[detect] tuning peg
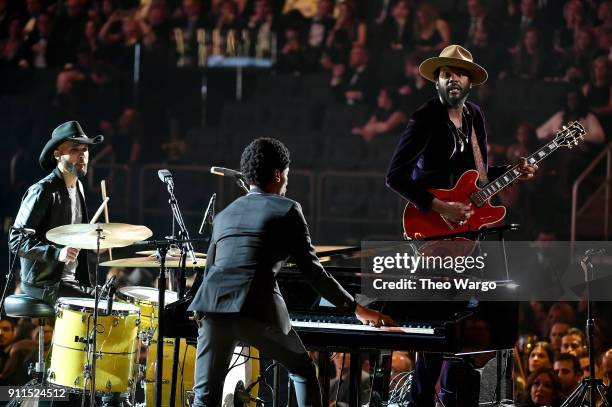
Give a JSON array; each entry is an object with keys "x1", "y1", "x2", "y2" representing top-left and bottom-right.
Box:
[
  {"x1": 568, "y1": 145, "x2": 573, "y2": 149},
  {"x1": 574, "y1": 140, "x2": 579, "y2": 145}
]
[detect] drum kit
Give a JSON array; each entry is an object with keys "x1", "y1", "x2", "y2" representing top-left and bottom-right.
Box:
[
  {"x1": 38, "y1": 222, "x2": 259, "y2": 407},
  {"x1": 11, "y1": 171, "x2": 351, "y2": 407}
]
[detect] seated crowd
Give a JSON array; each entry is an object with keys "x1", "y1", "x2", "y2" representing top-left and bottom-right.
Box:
[{"x1": 1, "y1": 1, "x2": 612, "y2": 404}]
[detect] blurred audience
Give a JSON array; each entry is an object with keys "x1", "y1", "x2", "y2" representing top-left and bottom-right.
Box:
[
  {"x1": 528, "y1": 341, "x2": 554, "y2": 375},
  {"x1": 525, "y1": 368, "x2": 562, "y2": 406},
  {"x1": 351, "y1": 87, "x2": 407, "y2": 142},
  {"x1": 329, "y1": 353, "x2": 371, "y2": 407},
  {"x1": 324, "y1": 0, "x2": 366, "y2": 65},
  {"x1": 553, "y1": 352, "x2": 582, "y2": 398},
  {"x1": 550, "y1": 322, "x2": 571, "y2": 356},
  {"x1": 561, "y1": 327, "x2": 587, "y2": 358},
  {"x1": 331, "y1": 44, "x2": 377, "y2": 106},
  {"x1": 412, "y1": 3, "x2": 450, "y2": 58},
  {"x1": 507, "y1": 27, "x2": 548, "y2": 80},
  {"x1": 379, "y1": 0, "x2": 412, "y2": 52}
]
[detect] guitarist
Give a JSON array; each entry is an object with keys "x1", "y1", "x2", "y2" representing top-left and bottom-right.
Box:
[
  {"x1": 386, "y1": 44, "x2": 537, "y2": 227},
  {"x1": 385, "y1": 45, "x2": 538, "y2": 406}
]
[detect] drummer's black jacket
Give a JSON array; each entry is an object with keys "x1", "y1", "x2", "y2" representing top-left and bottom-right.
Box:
[
  {"x1": 188, "y1": 187, "x2": 356, "y2": 334},
  {"x1": 9, "y1": 168, "x2": 91, "y2": 290}
]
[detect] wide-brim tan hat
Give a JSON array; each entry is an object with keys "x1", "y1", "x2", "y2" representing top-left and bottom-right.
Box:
[{"x1": 419, "y1": 45, "x2": 488, "y2": 85}]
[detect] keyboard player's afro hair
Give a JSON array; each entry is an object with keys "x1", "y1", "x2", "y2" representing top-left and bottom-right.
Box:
[{"x1": 240, "y1": 137, "x2": 290, "y2": 187}]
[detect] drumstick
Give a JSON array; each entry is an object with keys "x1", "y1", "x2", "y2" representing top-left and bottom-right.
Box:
[
  {"x1": 90, "y1": 197, "x2": 110, "y2": 225},
  {"x1": 101, "y1": 180, "x2": 113, "y2": 260}
]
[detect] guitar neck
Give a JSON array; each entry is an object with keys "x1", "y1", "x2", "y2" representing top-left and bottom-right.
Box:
[{"x1": 470, "y1": 139, "x2": 559, "y2": 206}]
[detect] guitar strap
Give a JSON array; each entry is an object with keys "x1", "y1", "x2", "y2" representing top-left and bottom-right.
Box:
[{"x1": 470, "y1": 123, "x2": 489, "y2": 184}]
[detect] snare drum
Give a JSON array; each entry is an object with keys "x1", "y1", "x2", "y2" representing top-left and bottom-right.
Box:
[{"x1": 48, "y1": 297, "x2": 140, "y2": 395}]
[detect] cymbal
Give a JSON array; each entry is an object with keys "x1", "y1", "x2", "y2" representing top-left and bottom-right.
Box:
[
  {"x1": 47, "y1": 223, "x2": 153, "y2": 250},
  {"x1": 135, "y1": 249, "x2": 207, "y2": 258},
  {"x1": 100, "y1": 256, "x2": 206, "y2": 268}
]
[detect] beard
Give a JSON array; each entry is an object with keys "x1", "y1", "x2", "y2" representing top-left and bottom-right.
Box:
[
  {"x1": 61, "y1": 157, "x2": 87, "y2": 178},
  {"x1": 438, "y1": 84, "x2": 470, "y2": 107}
]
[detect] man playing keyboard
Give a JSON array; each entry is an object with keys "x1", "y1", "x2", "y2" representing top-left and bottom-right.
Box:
[{"x1": 188, "y1": 137, "x2": 394, "y2": 406}]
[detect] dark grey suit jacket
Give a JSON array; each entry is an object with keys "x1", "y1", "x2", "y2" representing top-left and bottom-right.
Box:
[{"x1": 188, "y1": 188, "x2": 356, "y2": 334}]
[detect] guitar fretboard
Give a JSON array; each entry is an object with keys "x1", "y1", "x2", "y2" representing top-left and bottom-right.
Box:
[{"x1": 470, "y1": 140, "x2": 559, "y2": 206}]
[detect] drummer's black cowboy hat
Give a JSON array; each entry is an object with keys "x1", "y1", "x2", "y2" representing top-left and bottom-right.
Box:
[{"x1": 39, "y1": 121, "x2": 104, "y2": 170}]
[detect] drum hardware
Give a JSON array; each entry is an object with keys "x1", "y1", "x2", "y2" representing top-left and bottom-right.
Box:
[
  {"x1": 87, "y1": 225, "x2": 101, "y2": 407},
  {"x1": 100, "y1": 256, "x2": 206, "y2": 268},
  {"x1": 157, "y1": 168, "x2": 205, "y2": 407},
  {"x1": 136, "y1": 249, "x2": 207, "y2": 257},
  {"x1": 46, "y1": 222, "x2": 151, "y2": 407},
  {"x1": 48, "y1": 297, "x2": 140, "y2": 400},
  {"x1": 116, "y1": 285, "x2": 196, "y2": 407}
]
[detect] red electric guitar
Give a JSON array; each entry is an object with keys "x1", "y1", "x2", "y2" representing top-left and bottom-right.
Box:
[{"x1": 403, "y1": 121, "x2": 586, "y2": 240}]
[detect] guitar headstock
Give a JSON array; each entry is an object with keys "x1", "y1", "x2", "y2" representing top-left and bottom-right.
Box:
[{"x1": 554, "y1": 121, "x2": 586, "y2": 148}]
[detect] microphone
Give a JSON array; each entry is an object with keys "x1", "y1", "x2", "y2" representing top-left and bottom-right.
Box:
[
  {"x1": 158, "y1": 169, "x2": 174, "y2": 187},
  {"x1": 210, "y1": 167, "x2": 244, "y2": 179},
  {"x1": 198, "y1": 193, "x2": 216, "y2": 235},
  {"x1": 106, "y1": 276, "x2": 117, "y2": 315},
  {"x1": 211, "y1": 167, "x2": 250, "y2": 193},
  {"x1": 102, "y1": 275, "x2": 116, "y2": 294},
  {"x1": 130, "y1": 239, "x2": 157, "y2": 248},
  {"x1": 11, "y1": 226, "x2": 36, "y2": 235}
]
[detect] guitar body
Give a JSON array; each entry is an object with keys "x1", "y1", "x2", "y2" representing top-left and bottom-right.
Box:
[{"x1": 403, "y1": 170, "x2": 507, "y2": 240}]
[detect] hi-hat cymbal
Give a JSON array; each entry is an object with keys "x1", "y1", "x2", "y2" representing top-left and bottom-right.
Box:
[
  {"x1": 135, "y1": 249, "x2": 207, "y2": 258},
  {"x1": 47, "y1": 223, "x2": 153, "y2": 250},
  {"x1": 100, "y1": 256, "x2": 206, "y2": 268}
]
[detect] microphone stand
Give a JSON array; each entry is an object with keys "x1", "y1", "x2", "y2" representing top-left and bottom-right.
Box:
[
  {"x1": 235, "y1": 176, "x2": 249, "y2": 194},
  {"x1": 159, "y1": 176, "x2": 197, "y2": 407},
  {"x1": 168, "y1": 244, "x2": 188, "y2": 407},
  {"x1": 154, "y1": 242, "x2": 169, "y2": 407},
  {"x1": 88, "y1": 226, "x2": 104, "y2": 407},
  {"x1": 561, "y1": 250, "x2": 610, "y2": 407}
]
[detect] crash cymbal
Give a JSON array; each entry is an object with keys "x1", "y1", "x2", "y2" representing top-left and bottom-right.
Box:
[
  {"x1": 100, "y1": 256, "x2": 206, "y2": 268},
  {"x1": 47, "y1": 223, "x2": 153, "y2": 250},
  {"x1": 135, "y1": 249, "x2": 207, "y2": 258}
]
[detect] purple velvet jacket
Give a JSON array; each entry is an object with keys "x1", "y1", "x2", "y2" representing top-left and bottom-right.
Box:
[{"x1": 385, "y1": 97, "x2": 508, "y2": 212}]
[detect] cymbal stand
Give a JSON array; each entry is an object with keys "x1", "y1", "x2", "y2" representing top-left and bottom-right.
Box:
[{"x1": 83, "y1": 225, "x2": 104, "y2": 407}]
